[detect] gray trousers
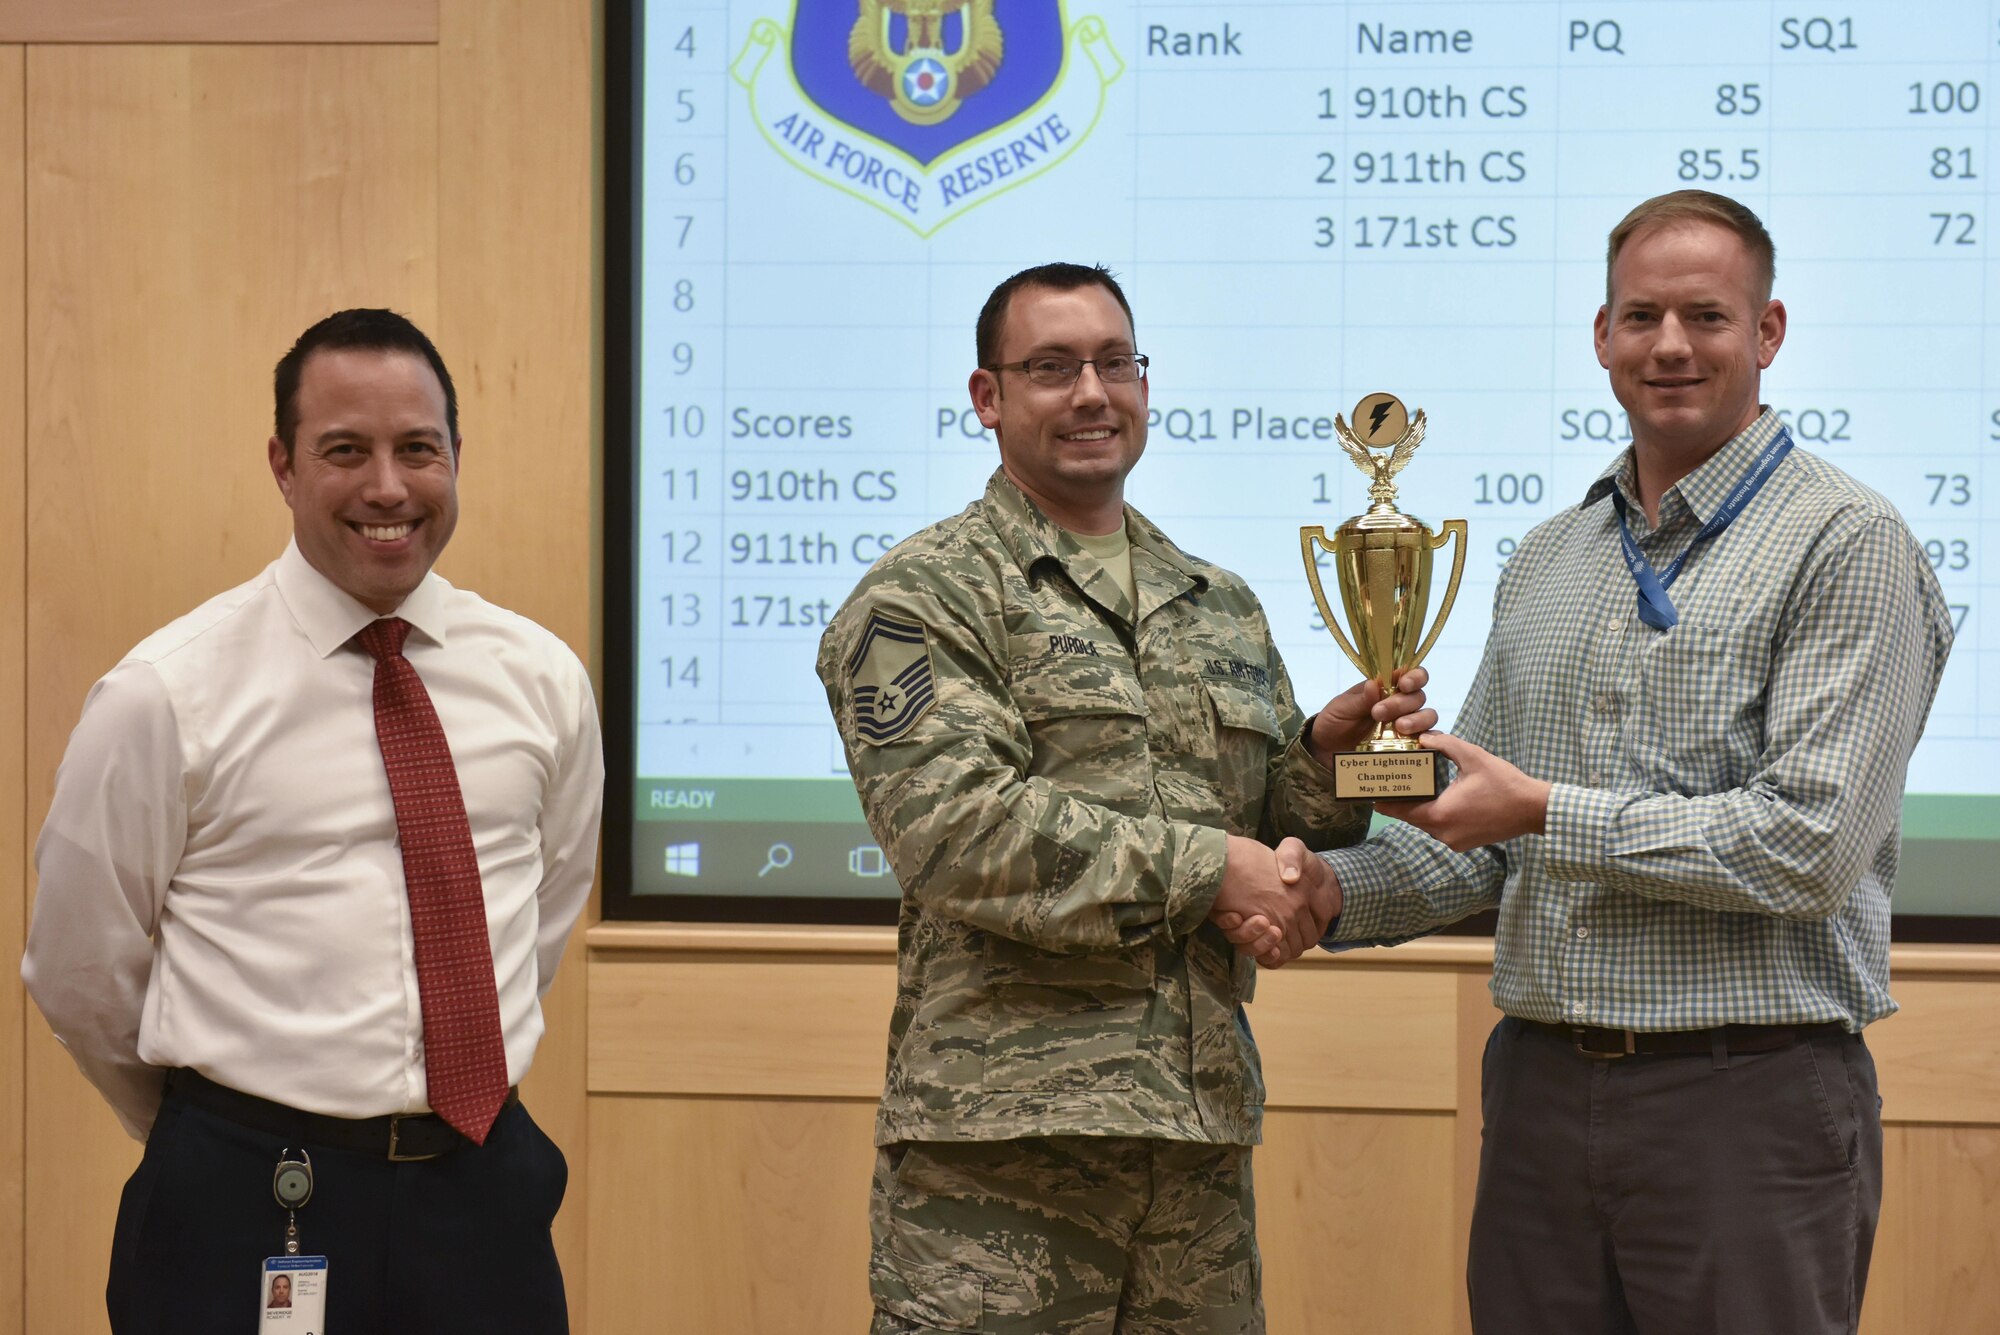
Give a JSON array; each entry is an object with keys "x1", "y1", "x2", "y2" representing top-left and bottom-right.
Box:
[{"x1": 1468, "y1": 1017, "x2": 1881, "y2": 1335}]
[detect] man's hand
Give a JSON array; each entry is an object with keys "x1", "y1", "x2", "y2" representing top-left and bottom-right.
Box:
[
  {"x1": 1210, "y1": 836, "x2": 1340, "y2": 968},
  {"x1": 1375, "y1": 731, "x2": 1551, "y2": 852},
  {"x1": 1310, "y1": 667, "x2": 1435, "y2": 765}
]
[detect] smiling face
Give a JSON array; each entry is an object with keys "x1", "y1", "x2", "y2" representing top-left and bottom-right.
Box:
[
  {"x1": 968, "y1": 282, "x2": 1148, "y2": 534},
  {"x1": 1595, "y1": 219, "x2": 1786, "y2": 470},
  {"x1": 268, "y1": 347, "x2": 460, "y2": 613}
]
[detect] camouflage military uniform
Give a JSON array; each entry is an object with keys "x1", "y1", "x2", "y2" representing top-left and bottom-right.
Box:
[{"x1": 819, "y1": 470, "x2": 1367, "y2": 1332}]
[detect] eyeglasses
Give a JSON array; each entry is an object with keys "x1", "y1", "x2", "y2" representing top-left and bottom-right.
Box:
[{"x1": 983, "y1": 353, "x2": 1149, "y2": 388}]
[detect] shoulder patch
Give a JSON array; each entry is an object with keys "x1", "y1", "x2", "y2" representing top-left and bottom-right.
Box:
[{"x1": 846, "y1": 609, "x2": 937, "y2": 745}]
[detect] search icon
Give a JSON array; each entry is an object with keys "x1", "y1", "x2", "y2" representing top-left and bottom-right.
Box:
[{"x1": 757, "y1": 843, "x2": 794, "y2": 878}]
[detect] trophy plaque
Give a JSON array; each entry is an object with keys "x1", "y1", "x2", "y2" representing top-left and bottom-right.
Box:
[{"x1": 1301, "y1": 393, "x2": 1467, "y2": 801}]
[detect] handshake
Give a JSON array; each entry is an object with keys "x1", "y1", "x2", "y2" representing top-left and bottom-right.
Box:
[
  {"x1": 1204, "y1": 665, "x2": 1437, "y2": 968},
  {"x1": 1209, "y1": 835, "x2": 1339, "y2": 969}
]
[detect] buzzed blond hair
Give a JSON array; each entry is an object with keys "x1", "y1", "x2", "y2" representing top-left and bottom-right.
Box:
[{"x1": 1606, "y1": 190, "x2": 1775, "y2": 305}]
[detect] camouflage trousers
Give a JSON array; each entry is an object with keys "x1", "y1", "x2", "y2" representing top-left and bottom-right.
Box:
[{"x1": 867, "y1": 1135, "x2": 1263, "y2": 1335}]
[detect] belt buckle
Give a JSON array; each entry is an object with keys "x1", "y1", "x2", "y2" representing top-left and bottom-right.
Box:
[
  {"x1": 1572, "y1": 1026, "x2": 1636, "y2": 1059},
  {"x1": 386, "y1": 1114, "x2": 441, "y2": 1162}
]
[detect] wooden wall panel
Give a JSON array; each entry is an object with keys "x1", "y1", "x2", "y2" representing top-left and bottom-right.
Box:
[
  {"x1": 588, "y1": 1095, "x2": 878, "y2": 1334},
  {"x1": 1253, "y1": 966, "x2": 1457, "y2": 1111},
  {"x1": 0, "y1": 0, "x2": 436, "y2": 44},
  {"x1": 1863, "y1": 1124, "x2": 2000, "y2": 1334},
  {"x1": 1451, "y1": 972, "x2": 1505, "y2": 1335},
  {"x1": 592, "y1": 955, "x2": 897, "y2": 1097},
  {"x1": 1259, "y1": 1111, "x2": 1457, "y2": 1334},
  {"x1": 436, "y1": 1, "x2": 599, "y2": 1316},
  {"x1": 436, "y1": 0, "x2": 597, "y2": 646},
  {"x1": 586, "y1": 936, "x2": 2000, "y2": 1334},
  {"x1": 591, "y1": 951, "x2": 1466, "y2": 1110},
  {"x1": 0, "y1": 46, "x2": 23, "y2": 1335},
  {"x1": 23, "y1": 43, "x2": 437, "y2": 1334},
  {"x1": 1865, "y1": 977, "x2": 2000, "y2": 1125}
]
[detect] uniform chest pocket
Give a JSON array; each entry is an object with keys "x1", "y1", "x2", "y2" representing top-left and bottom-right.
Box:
[
  {"x1": 1634, "y1": 620, "x2": 1765, "y2": 793},
  {"x1": 1009, "y1": 650, "x2": 1152, "y2": 809},
  {"x1": 1202, "y1": 678, "x2": 1284, "y2": 826}
]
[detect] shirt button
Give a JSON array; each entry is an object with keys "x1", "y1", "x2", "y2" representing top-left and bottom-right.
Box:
[
  {"x1": 1571, "y1": 1001, "x2": 1587, "y2": 1015},
  {"x1": 1589, "y1": 770, "x2": 1605, "y2": 786},
  {"x1": 1593, "y1": 693, "x2": 1617, "y2": 716},
  {"x1": 1576, "y1": 927, "x2": 1590, "y2": 939}
]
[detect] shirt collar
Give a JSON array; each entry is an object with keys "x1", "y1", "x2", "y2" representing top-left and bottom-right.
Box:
[
  {"x1": 1582, "y1": 406, "x2": 1786, "y2": 526},
  {"x1": 982, "y1": 468, "x2": 1208, "y2": 597},
  {"x1": 274, "y1": 538, "x2": 452, "y2": 659}
]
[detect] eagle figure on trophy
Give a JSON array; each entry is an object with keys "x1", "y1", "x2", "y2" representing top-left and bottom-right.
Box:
[{"x1": 1333, "y1": 401, "x2": 1428, "y2": 509}]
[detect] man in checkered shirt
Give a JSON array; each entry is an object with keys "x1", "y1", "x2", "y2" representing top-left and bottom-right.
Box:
[{"x1": 1230, "y1": 191, "x2": 1953, "y2": 1333}]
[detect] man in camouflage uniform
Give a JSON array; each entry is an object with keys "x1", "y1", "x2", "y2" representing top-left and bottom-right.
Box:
[{"x1": 817, "y1": 263, "x2": 1434, "y2": 1333}]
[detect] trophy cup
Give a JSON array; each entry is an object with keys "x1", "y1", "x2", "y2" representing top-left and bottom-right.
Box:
[{"x1": 1300, "y1": 393, "x2": 1467, "y2": 800}]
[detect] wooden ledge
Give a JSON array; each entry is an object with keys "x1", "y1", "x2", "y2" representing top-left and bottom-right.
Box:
[
  {"x1": 589, "y1": 923, "x2": 895, "y2": 956},
  {"x1": 586, "y1": 922, "x2": 1492, "y2": 967},
  {"x1": 586, "y1": 923, "x2": 2000, "y2": 976}
]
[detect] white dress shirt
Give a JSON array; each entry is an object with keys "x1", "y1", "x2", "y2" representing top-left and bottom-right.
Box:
[{"x1": 24, "y1": 541, "x2": 604, "y2": 1139}]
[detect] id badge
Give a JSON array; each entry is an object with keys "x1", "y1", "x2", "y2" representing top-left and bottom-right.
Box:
[{"x1": 258, "y1": 1255, "x2": 328, "y2": 1331}]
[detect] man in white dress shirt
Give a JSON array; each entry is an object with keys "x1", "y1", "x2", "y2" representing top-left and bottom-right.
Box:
[{"x1": 23, "y1": 309, "x2": 603, "y2": 1334}]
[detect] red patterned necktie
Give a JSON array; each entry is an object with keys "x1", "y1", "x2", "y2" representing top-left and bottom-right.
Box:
[{"x1": 358, "y1": 617, "x2": 509, "y2": 1145}]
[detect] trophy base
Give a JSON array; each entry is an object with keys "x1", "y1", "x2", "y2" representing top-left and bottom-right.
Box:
[{"x1": 1333, "y1": 748, "x2": 1443, "y2": 801}]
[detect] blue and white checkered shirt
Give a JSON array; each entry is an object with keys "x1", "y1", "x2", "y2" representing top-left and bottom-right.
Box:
[{"x1": 1324, "y1": 409, "x2": 1953, "y2": 1031}]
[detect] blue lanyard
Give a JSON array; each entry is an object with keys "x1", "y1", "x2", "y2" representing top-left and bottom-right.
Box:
[{"x1": 1608, "y1": 427, "x2": 1793, "y2": 631}]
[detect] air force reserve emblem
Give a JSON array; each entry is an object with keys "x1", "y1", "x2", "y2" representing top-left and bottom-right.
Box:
[
  {"x1": 848, "y1": 0, "x2": 1004, "y2": 126},
  {"x1": 732, "y1": 3, "x2": 1121, "y2": 236},
  {"x1": 846, "y1": 608, "x2": 938, "y2": 744}
]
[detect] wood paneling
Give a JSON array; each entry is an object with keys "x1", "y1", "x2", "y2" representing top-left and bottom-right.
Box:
[
  {"x1": 586, "y1": 935, "x2": 2000, "y2": 1334},
  {"x1": 1253, "y1": 965, "x2": 1458, "y2": 1111},
  {"x1": 1451, "y1": 972, "x2": 1504, "y2": 1335},
  {"x1": 23, "y1": 43, "x2": 437, "y2": 1335},
  {"x1": 436, "y1": 0, "x2": 596, "y2": 646},
  {"x1": 585, "y1": 1096, "x2": 1463, "y2": 1335},
  {"x1": 591, "y1": 955, "x2": 898, "y2": 1097},
  {"x1": 0, "y1": 46, "x2": 23, "y2": 1335},
  {"x1": 591, "y1": 949, "x2": 1463, "y2": 1111},
  {"x1": 0, "y1": 0, "x2": 435, "y2": 44},
  {"x1": 1864, "y1": 1124, "x2": 2000, "y2": 1334},
  {"x1": 588, "y1": 1095, "x2": 878, "y2": 1334},
  {"x1": 1259, "y1": 1110, "x2": 1458, "y2": 1334},
  {"x1": 436, "y1": 0, "x2": 598, "y2": 1317},
  {"x1": 1865, "y1": 977, "x2": 2000, "y2": 1125}
]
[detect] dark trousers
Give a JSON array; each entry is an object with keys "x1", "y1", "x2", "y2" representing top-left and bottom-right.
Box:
[
  {"x1": 108, "y1": 1086, "x2": 569, "y2": 1334},
  {"x1": 1467, "y1": 1017, "x2": 1881, "y2": 1335}
]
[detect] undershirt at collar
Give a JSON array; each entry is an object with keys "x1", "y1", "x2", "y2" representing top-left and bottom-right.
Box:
[{"x1": 1072, "y1": 523, "x2": 1137, "y2": 612}]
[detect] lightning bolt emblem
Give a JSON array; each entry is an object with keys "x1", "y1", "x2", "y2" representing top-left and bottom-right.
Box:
[{"x1": 1368, "y1": 399, "x2": 1394, "y2": 438}]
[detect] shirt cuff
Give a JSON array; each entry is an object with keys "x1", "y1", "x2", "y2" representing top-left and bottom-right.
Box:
[
  {"x1": 1166, "y1": 823, "x2": 1231, "y2": 937},
  {"x1": 1315, "y1": 844, "x2": 1400, "y2": 943},
  {"x1": 1542, "y1": 782, "x2": 1619, "y2": 883}
]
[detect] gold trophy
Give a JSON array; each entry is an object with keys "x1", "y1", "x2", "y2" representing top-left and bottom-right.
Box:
[{"x1": 1301, "y1": 393, "x2": 1467, "y2": 800}]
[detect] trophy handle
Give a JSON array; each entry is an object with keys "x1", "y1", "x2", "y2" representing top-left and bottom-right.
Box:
[
  {"x1": 1409, "y1": 519, "x2": 1468, "y2": 667},
  {"x1": 1300, "y1": 526, "x2": 1371, "y2": 680}
]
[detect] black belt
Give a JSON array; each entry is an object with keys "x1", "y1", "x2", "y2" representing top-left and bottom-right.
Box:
[
  {"x1": 1523, "y1": 1020, "x2": 1845, "y2": 1060},
  {"x1": 165, "y1": 1068, "x2": 516, "y2": 1161}
]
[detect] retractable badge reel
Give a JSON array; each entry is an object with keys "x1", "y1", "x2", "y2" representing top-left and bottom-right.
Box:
[
  {"x1": 273, "y1": 1148, "x2": 313, "y2": 1243},
  {"x1": 261, "y1": 1149, "x2": 329, "y2": 1327}
]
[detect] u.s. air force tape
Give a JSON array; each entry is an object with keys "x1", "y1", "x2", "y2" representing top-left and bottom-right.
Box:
[{"x1": 846, "y1": 608, "x2": 937, "y2": 745}]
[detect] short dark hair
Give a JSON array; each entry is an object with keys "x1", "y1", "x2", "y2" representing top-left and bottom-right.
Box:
[
  {"x1": 273, "y1": 308, "x2": 459, "y2": 458},
  {"x1": 975, "y1": 263, "x2": 1135, "y2": 368},
  {"x1": 1607, "y1": 190, "x2": 1775, "y2": 305}
]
